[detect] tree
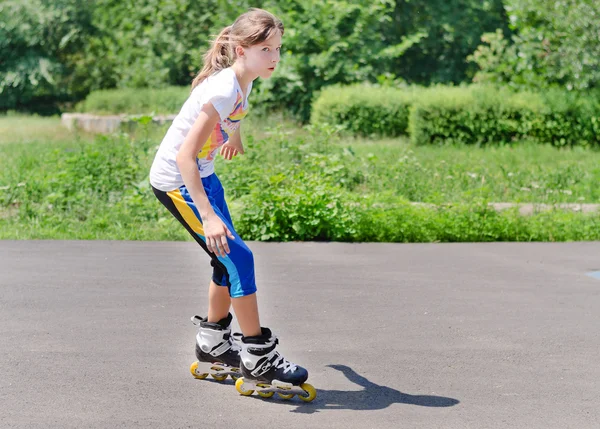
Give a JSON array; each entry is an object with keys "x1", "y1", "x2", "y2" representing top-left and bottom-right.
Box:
[
  {"x1": 0, "y1": 0, "x2": 94, "y2": 112},
  {"x1": 469, "y1": 0, "x2": 600, "y2": 90},
  {"x1": 386, "y1": 0, "x2": 510, "y2": 84}
]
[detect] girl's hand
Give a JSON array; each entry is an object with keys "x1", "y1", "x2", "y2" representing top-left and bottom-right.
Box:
[
  {"x1": 220, "y1": 142, "x2": 243, "y2": 160},
  {"x1": 203, "y1": 214, "x2": 235, "y2": 257}
]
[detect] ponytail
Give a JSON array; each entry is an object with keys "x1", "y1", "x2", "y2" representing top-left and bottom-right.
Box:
[{"x1": 191, "y1": 26, "x2": 235, "y2": 90}]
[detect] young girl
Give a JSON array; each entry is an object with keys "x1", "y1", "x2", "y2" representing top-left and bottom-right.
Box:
[{"x1": 149, "y1": 8, "x2": 316, "y2": 401}]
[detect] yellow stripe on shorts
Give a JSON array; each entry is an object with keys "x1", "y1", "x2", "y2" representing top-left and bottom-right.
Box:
[{"x1": 167, "y1": 189, "x2": 205, "y2": 237}]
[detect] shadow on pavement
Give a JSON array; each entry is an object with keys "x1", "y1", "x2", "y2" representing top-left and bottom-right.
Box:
[{"x1": 241, "y1": 363, "x2": 460, "y2": 413}]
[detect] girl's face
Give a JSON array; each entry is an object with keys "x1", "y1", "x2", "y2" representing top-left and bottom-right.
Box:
[{"x1": 238, "y1": 30, "x2": 282, "y2": 79}]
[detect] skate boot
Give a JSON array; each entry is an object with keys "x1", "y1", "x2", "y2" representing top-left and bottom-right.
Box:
[
  {"x1": 235, "y1": 328, "x2": 317, "y2": 402},
  {"x1": 189, "y1": 313, "x2": 242, "y2": 381}
]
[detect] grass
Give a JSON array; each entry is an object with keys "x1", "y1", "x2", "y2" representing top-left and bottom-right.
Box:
[
  {"x1": 1, "y1": 114, "x2": 599, "y2": 242},
  {"x1": 341, "y1": 136, "x2": 600, "y2": 204},
  {"x1": 221, "y1": 120, "x2": 600, "y2": 204}
]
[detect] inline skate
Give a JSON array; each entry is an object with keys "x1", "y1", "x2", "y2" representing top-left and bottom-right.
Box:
[
  {"x1": 234, "y1": 327, "x2": 317, "y2": 402},
  {"x1": 189, "y1": 313, "x2": 241, "y2": 381}
]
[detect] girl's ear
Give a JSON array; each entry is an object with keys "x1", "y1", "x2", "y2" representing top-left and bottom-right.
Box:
[{"x1": 235, "y1": 45, "x2": 245, "y2": 58}]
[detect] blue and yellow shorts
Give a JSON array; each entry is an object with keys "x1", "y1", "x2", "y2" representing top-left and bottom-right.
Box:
[{"x1": 152, "y1": 173, "x2": 257, "y2": 298}]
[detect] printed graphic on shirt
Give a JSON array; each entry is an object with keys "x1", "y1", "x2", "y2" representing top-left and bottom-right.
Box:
[{"x1": 197, "y1": 91, "x2": 248, "y2": 162}]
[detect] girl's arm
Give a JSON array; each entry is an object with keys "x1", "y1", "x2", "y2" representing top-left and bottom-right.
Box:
[
  {"x1": 228, "y1": 124, "x2": 245, "y2": 153},
  {"x1": 176, "y1": 102, "x2": 234, "y2": 256},
  {"x1": 220, "y1": 124, "x2": 244, "y2": 160}
]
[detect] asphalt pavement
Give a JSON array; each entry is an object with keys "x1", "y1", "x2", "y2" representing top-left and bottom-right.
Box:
[{"x1": 1, "y1": 240, "x2": 599, "y2": 428}]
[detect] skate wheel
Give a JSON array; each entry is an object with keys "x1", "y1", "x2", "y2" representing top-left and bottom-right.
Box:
[
  {"x1": 257, "y1": 391, "x2": 275, "y2": 398},
  {"x1": 298, "y1": 383, "x2": 317, "y2": 402},
  {"x1": 190, "y1": 362, "x2": 208, "y2": 379},
  {"x1": 235, "y1": 377, "x2": 254, "y2": 396},
  {"x1": 211, "y1": 373, "x2": 228, "y2": 381},
  {"x1": 277, "y1": 392, "x2": 295, "y2": 400},
  {"x1": 230, "y1": 368, "x2": 241, "y2": 381}
]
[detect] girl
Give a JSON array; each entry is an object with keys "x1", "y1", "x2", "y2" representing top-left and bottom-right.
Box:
[{"x1": 149, "y1": 8, "x2": 315, "y2": 401}]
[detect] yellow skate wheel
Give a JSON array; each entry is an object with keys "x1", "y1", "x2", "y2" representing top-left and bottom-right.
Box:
[
  {"x1": 235, "y1": 377, "x2": 254, "y2": 396},
  {"x1": 211, "y1": 373, "x2": 228, "y2": 381},
  {"x1": 256, "y1": 384, "x2": 274, "y2": 398},
  {"x1": 230, "y1": 368, "x2": 241, "y2": 381},
  {"x1": 277, "y1": 392, "x2": 295, "y2": 400},
  {"x1": 190, "y1": 362, "x2": 208, "y2": 379},
  {"x1": 298, "y1": 383, "x2": 317, "y2": 402}
]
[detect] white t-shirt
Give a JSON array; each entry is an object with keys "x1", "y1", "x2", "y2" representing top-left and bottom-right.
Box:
[{"x1": 150, "y1": 67, "x2": 252, "y2": 191}]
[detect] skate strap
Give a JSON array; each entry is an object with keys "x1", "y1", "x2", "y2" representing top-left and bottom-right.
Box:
[
  {"x1": 250, "y1": 353, "x2": 279, "y2": 378},
  {"x1": 191, "y1": 315, "x2": 204, "y2": 326},
  {"x1": 211, "y1": 340, "x2": 234, "y2": 357},
  {"x1": 246, "y1": 341, "x2": 278, "y2": 356}
]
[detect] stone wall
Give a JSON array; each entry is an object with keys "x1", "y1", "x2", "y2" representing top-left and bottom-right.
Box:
[{"x1": 61, "y1": 113, "x2": 176, "y2": 134}]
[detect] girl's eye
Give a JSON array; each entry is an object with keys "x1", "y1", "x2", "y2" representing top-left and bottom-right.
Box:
[{"x1": 262, "y1": 47, "x2": 270, "y2": 52}]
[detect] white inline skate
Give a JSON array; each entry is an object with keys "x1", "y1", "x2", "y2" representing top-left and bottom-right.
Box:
[
  {"x1": 235, "y1": 327, "x2": 317, "y2": 402},
  {"x1": 189, "y1": 313, "x2": 242, "y2": 382}
]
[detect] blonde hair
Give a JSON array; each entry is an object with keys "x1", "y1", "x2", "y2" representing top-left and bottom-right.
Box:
[{"x1": 191, "y1": 8, "x2": 284, "y2": 90}]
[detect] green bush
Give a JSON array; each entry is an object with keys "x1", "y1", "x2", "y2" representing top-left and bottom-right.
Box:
[
  {"x1": 234, "y1": 167, "x2": 357, "y2": 241},
  {"x1": 528, "y1": 89, "x2": 600, "y2": 147},
  {"x1": 218, "y1": 122, "x2": 361, "y2": 241},
  {"x1": 76, "y1": 86, "x2": 189, "y2": 115},
  {"x1": 310, "y1": 84, "x2": 422, "y2": 137},
  {"x1": 409, "y1": 86, "x2": 600, "y2": 147}
]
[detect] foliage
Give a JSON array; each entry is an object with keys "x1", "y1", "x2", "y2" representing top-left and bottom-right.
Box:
[
  {"x1": 1, "y1": 0, "x2": 512, "y2": 119},
  {"x1": 310, "y1": 84, "x2": 422, "y2": 137},
  {"x1": 468, "y1": 0, "x2": 600, "y2": 91},
  {"x1": 386, "y1": 0, "x2": 510, "y2": 84},
  {"x1": 352, "y1": 197, "x2": 600, "y2": 243},
  {"x1": 81, "y1": 0, "x2": 225, "y2": 90},
  {"x1": 409, "y1": 85, "x2": 600, "y2": 147},
  {"x1": 0, "y1": 0, "x2": 94, "y2": 113},
  {"x1": 251, "y1": 0, "x2": 509, "y2": 121},
  {"x1": 250, "y1": 0, "x2": 399, "y2": 121},
  {"x1": 2, "y1": 116, "x2": 600, "y2": 241}
]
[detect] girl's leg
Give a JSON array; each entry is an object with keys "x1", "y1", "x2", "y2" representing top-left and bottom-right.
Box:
[
  {"x1": 152, "y1": 185, "x2": 234, "y2": 322},
  {"x1": 202, "y1": 175, "x2": 261, "y2": 337},
  {"x1": 231, "y1": 293, "x2": 261, "y2": 337},
  {"x1": 153, "y1": 179, "x2": 261, "y2": 336},
  {"x1": 207, "y1": 280, "x2": 231, "y2": 322}
]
